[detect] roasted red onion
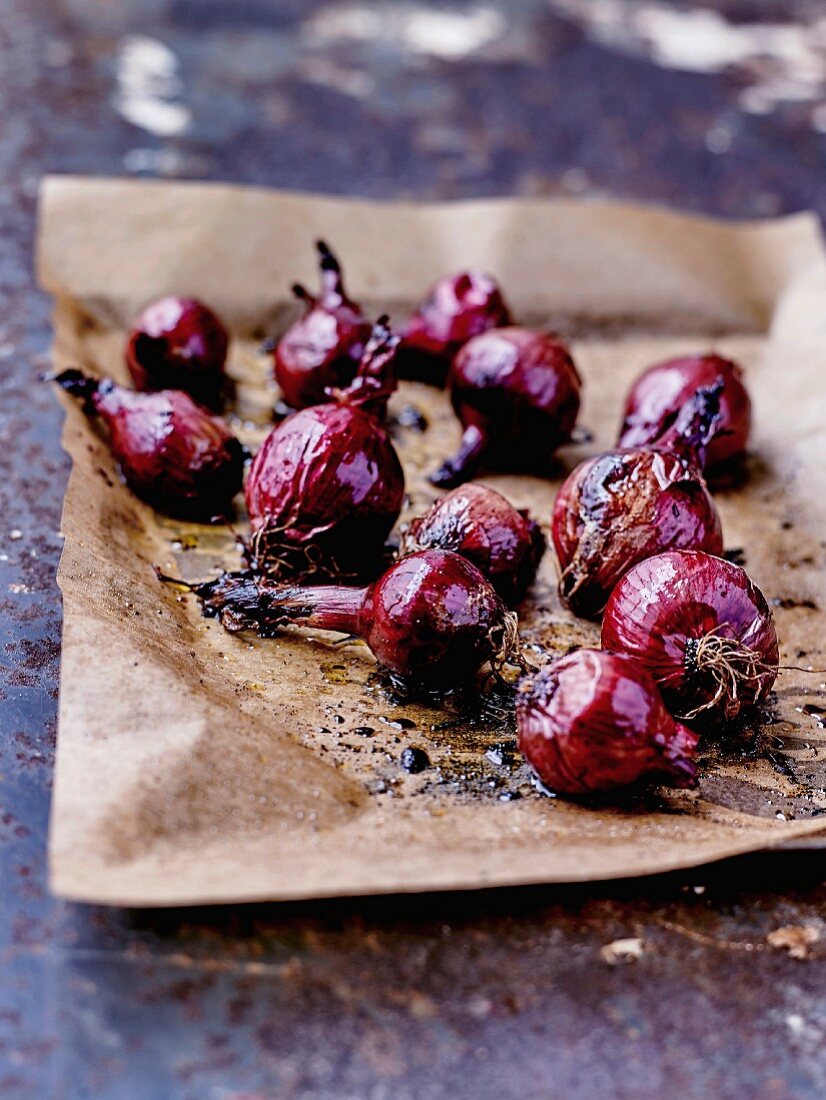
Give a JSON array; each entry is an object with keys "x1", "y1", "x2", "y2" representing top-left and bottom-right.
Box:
[
  {"x1": 618, "y1": 354, "x2": 751, "y2": 471},
  {"x1": 54, "y1": 370, "x2": 246, "y2": 520},
  {"x1": 274, "y1": 240, "x2": 371, "y2": 410},
  {"x1": 190, "y1": 549, "x2": 520, "y2": 688},
  {"x1": 398, "y1": 271, "x2": 512, "y2": 385},
  {"x1": 602, "y1": 550, "x2": 779, "y2": 721},
  {"x1": 246, "y1": 318, "x2": 405, "y2": 580},
  {"x1": 126, "y1": 296, "x2": 229, "y2": 411},
  {"x1": 517, "y1": 649, "x2": 698, "y2": 794},
  {"x1": 400, "y1": 484, "x2": 545, "y2": 605},
  {"x1": 552, "y1": 384, "x2": 724, "y2": 618},
  {"x1": 431, "y1": 328, "x2": 581, "y2": 488}
]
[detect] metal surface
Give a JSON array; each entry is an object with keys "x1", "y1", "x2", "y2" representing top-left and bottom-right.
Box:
[{"x1": 1, "y1": 1, "x2": 824, "y2": 1096}]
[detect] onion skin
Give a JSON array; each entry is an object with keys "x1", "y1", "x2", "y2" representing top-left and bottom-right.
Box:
[
  {"x1": 126, "y1": 296, "x2": 229, "y2": 411},
  {"x1": 274, "y1": 241, "x2": 371, "y2": 410},
  {"x1": 553, "y1": 385, "x2": 724, "y2": 618},
  {"x1": 191, "y1": 549, "x2": 519, "y2": 688},
  {"x1": 247, "y1": 319, "x2": 405, "y2": 581},
  {"x1": 431, "y1": 328, "x2": 582, "y2": 488},
  {"x1": 400, "y1": 484, "x2": 545, "y2": 605},
  {"x1": 618, "y1": 354, "x2": 751, "y2": 471},
  {"x1": 55, "y1": 370, "x2": 246, "y2": 521},
  {"x1": 398, "y1": 271, "x2": 512, "y2": 386},
  {"x1": 601, "y1": 550, "x2": 779, "y2": 722},
  {"x1": 517, "y1": 650, "x2": 699, "y2": 794}
]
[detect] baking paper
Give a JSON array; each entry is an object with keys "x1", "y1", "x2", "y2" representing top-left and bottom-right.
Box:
[{"x1": 37, "y1": 177, "x2": 826, "y2": 905}]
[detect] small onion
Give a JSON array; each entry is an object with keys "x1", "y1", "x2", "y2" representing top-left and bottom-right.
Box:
[
  {"x1": 601, "y1": 550, "x2": 779, "y2": 721},
  {"x1": 246, "y1": 318, "x2": 405, "y2": 581},
  {"x1": 191, "y1": 549, "x2": 521, "y2": 688},
  {"x1": 618, "y1": 353, "x2": 751, "y2": 472},
  {"x1": 517, "y1": 649, "x2": 699, "y2": 794},
  {"x1": 54, "y1": 370, "x2": 246, "y2": 521},
  {"x1": 126, "y1": 296, "x2": 229, "y2": 411},
  {"x1": 400, "y1": 483, "x2": 545, "y2": 605},
  {"x1": 274, "y1": 240, "x2": 371, "y2": 410},
  {"x1": 398, "y1": 271, "x2": 512, "y2": 385},
  {"x1": 552, "y1": 383, "x2": 724, "y2": 618},
  {"x1": 431, "y1": 327, "x2": 582, "y2": 488}
]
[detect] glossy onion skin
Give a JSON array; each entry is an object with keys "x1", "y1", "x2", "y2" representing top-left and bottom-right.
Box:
[
  {"x1": 618, "y1": 354, "x2": 751, "y2": 471},
  {"x1": 398, "y1": 272, "x2": 512, "y2": 385},
  {"x1": 432, "y1": 328, "x2": 581, "y2": 488},
  {"x1": 246, "y1": 402, "x2": 404, "y2": 580},
  {"x1": 126, "y1": 296, "x2": 229, "y2": 411},
  {"x1": 517, "y1": 649, "x2": 699, "y2": 794},
  {"x1": 274, "y1": 242, "x2": 371, "y2": 409},
  {"x1": 601, "y1": 550, "x2": 779, "y2": 721},
  {"x1": 552, "y1": 449, "x2": 723, "y2": 619},
  {"x1": 58, "y1": 372, "x2": 245, "y2": 520},
  {"x1": 358, "y1": 550, "x2": 513, "y2": 684},
  {"x1": 401, "y1": 484, "x2": 545, "y2": 605},
  {"x1": 192, "y1": 549, "x2": 515, "y2": 688}
]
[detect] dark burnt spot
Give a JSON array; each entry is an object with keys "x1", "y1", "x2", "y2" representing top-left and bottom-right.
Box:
[
  {"x1": 400, "y1": 746, "x2": 430, "y2": 773},
  {"x1": 771, "y1": 596, "x2": 818, "y2": 610}
]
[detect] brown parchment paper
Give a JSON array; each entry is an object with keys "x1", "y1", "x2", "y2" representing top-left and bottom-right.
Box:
[{"x1": 37, "y1": 176, "x2": 826, "y2": 907}]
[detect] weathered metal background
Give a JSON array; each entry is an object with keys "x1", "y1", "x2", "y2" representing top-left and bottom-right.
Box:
[{"x1": 1, "y1": 1, "x2": 824, "y2": 1096}]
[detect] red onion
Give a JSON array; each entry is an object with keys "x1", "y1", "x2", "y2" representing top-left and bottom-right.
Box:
[
  {"x1": 431, "y1": 328, "x2": 582, "y2": 488},
  {"x1": 126, "y1": 296, "x2": 229, "y2": 411},
  {"x1": 246, "y1": 318, "x2": 405, "y2": 581},
  {"x1": 400, "y1": 484, "x2": 545, "y2": 605},
  {"x1": 274, "y1": 240, "x2": 372, "y2": 410},
  {"x1": 517, "y1": 649, "x2": 698, "y2": 794},
  {"x1": 618, "y1": 354, "x2": 751, "y2": 471},
  {"x1": 601, "y1": 550, "x2": 779, "y2": 721},
  {"x1": 552, "y1": 383, "x2": 724, "y2": 618},
  {"x1": 191, "y1": 549, "x2": 521, "y2": 688},
  {"x1": 54, "y1": 370, "x2": 246, "y2": 521},
  {"x1": 398, "y1": 271, "x2": 512, "y2": 385}
]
